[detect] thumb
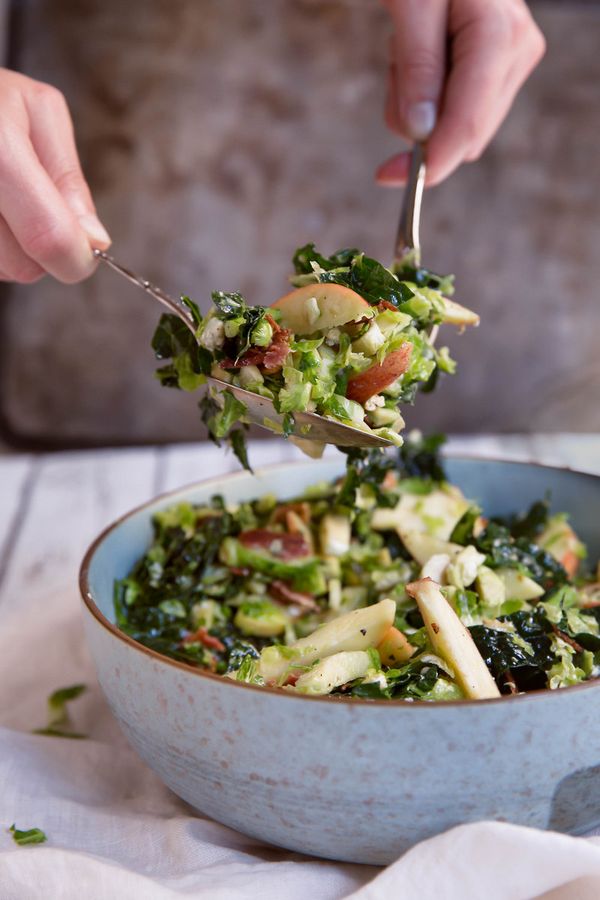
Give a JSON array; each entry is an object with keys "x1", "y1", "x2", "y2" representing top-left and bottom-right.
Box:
[
  {"x1": 53, "y1": 169, "x2": 112, "y2": 250},
  {"x1": 389, "y1": 0, "x2": 448, "y2": 140}
]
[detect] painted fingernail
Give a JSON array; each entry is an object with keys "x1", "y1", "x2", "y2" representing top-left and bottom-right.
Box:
[
  {"x1": 78, "y1": 214, "x2": 111, "y2": 248},
  {"x1": 406, "y1": 101, "x2": 436, "y2": 140}
]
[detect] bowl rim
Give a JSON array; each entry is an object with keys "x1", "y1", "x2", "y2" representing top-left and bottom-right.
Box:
[{"x1": 79, "y1": 452, "x2": 600, "y2": 709}]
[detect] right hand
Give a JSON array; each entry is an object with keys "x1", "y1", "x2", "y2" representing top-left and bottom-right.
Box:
[
  {"x1": 0, "y1": 69, "x2": 110, "y2": 284},
  {"x1": 378, "y1": 0, "x2": 546, "y2": 187}
]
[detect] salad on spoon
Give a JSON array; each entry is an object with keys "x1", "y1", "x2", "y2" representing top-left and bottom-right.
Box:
[
  {"x1": 153, "y1": 243, "x2": 476, "y2": 464},
  {"x1": 95, "y1": 145, "x2": 478, "y2": 466}
]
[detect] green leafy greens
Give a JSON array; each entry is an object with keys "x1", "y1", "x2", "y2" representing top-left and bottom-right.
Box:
[
  {"x1": 9, "y1": 825, "x2": 47, "y2": 846},
  {"x1": 33, "y1": 684, "x2": 87, "y2": 739}
]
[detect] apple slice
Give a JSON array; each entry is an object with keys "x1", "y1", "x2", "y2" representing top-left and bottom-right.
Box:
[
  {"x1": 346, "y1": 343, "x2": 412, "y2": 405},
  {"x1": 258, "y1": 598, "x2": 395, "y2": 683},
  {"x1": 406, "y1": 578, "x2": 500, "y2": 700},
  {"x1": 272, "y1": 283, "x2": 370, "y2": 335},
  {"x1": 440, "y1": 297, "x2": 480, "y2": 327},
  {"x1": 377, "y1": 626, "x2": 416, "y2": 667}
]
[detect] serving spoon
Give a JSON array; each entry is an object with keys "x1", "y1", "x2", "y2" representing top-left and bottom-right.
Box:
[
  {"x1": 94, "y1": 144, "x2": 427, "y2": 449},
  {"x1": 395, "y1": 141, "x2": 426, "y2": 264},
  {"x1": 93, "y1": 248, "x2": 389, "y2": 447}
]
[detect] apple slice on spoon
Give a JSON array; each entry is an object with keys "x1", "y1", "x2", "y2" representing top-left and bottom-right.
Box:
[{"x1": 271, "y1": 283, "x2": 372, "y2": 334}]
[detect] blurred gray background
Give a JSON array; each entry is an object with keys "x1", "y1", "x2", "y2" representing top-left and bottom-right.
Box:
[{"x1": 0, "y1": 0, "x2": 598, "y2": 448}]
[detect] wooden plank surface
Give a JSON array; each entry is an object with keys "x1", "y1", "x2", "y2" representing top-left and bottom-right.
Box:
[
  {"x1": 159, "y1": 439, "x2": 333, "y2": 494},
  {"x1": 0, "y1": 455, "x2": 34, "y2": 567},
  {"x1": 0, "y1": 448, "x2": 158, "y2": 608}
]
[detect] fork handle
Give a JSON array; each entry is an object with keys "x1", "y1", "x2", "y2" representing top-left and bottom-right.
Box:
[
  {"x1": 394, "y1": 142, "x2": 426, "y2": 264},
  {"x1": 94, "y1": 249, "x2": 197, "y2": 334}
]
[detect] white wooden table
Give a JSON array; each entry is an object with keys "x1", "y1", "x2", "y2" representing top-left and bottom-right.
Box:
[{"x1": 1, "y1": 434, "x2": 599, "y2": 609}]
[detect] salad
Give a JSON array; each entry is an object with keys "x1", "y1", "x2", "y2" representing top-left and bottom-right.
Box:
[
  {"x1": 151, "y1": 245, "x2": 478, "y2": 467},
  {"x1": 115, "y1": 435, "x2": 600, "y2": 701}
]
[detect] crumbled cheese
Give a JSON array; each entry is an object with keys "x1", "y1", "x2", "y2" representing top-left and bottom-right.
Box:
[
  {"x1": 306, "y1": 296, "x2": 321, "y2": 326},
  {"x1": 328, "y1": 578, "x2": 342, "y2": 611},
  {"x1": 325, "y1": 327, "x2": 341, "y2": 346},
  {"x1": 446, "y1": 545, "x2": 487, "y2": 589},
  {"x1": 199, "y1": 317, "x2": 225, "y2": 351},
  {"x1": 421, "y1": 553, "x2": 451, "y2": 584},
  {"x1": 364, "y1": 394, "x2": 385, "y2": 412},
  {"x1": 362, "y1": 671, "x2": 388, "y2": 689}
]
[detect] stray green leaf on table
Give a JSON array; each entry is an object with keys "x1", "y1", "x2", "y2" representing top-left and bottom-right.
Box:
[
  {"x1": 9, "y1": 824, "x2": 47, "y2": 846},
  {"x1": 33, "y1": 683, "x2": 88, "y2": 739}
]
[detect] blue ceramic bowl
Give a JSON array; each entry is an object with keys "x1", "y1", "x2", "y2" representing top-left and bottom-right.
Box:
[{"x1": 80, "y1": 457, "x2": 600, "y2": 865}]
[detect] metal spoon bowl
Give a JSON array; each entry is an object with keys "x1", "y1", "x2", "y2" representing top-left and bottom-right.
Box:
[{"x1": 93, "y1": 250, "x2": 391, "y2": 448}]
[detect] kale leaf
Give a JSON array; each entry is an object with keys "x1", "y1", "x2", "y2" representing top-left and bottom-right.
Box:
[
  {"x1": 475, "y1": 522, "x2": 567, "y2": 592},
  {"x1": 115, "y1": 505, "x2": 238, "y2": 666},
  {"x1": 351, "y1": 660, "x2": 440, "y2": 700},
  {"x1": 346, "y1": 254, "x2": 414, "y2": 307},
  {"x1": 230, "y1": 428, "x2": 252, "y2": 472},
  {"x1": 292, "y1": 243, "x2": 359, "y2": 274},
  {"x1": 506, "y1": 499, "x2": 551, "y2": 541},
  {"x1": 336, "y1": 434, "x2": 449, "y2": 510},
  {"x1": 152, "y1": 313, "x2": 212, "y2": 379},
  {"x1": 397, "y1": 432, "x2": 447, "y2": 482},
  {"x1": 292, "y1": 244, "x2": 414, "y2": 307},
  {"x1": 450, "y1": 505, "x2": 482, "y2": 545},
  {"x1": 211, "y1": 290, "x2": 247, "y2": 317},
  {"x1": 226, "y1": 640, "x2": 260, "y2": 673},
  {"x1": 470, "y1": 608, "x2": 554, "y2": 691},
  {"x1": 199, "y1": 393, "x2": 251, "y2": 471},
  {"x1": 337, "y1": 448, "x2": 397, "y2": 509},
  {"x1": 152, "y1": 311, "x2": 212, "y2": 392},
  {"x1": 392, "y1": 259, "x2": 455, "y2": 296}
]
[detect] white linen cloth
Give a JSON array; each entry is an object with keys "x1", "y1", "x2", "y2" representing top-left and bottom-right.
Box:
[{"x1": 2, "y1": 585, "x2": 600, "y2": 900}]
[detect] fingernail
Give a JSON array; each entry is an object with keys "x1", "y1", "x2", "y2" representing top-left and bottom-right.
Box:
[
  {"x1": 406, "y1": 101, "x2": 436, "y2": 140},
  {"x1": 78, "y1": 214, "x2": 111, "y2": 248}
]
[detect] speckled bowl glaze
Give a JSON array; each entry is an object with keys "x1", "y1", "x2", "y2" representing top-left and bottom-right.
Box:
[{"x1": 80, "y1": 457, "x2": 600, "y2": 865}]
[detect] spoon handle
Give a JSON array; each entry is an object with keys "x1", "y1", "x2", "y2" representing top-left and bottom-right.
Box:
[
  {"x1": 93, "y1": 249, "x2": 197, "y2": 334},
  {"x1": 394, "y1": 142, "x2": 426, "y2": 265}
]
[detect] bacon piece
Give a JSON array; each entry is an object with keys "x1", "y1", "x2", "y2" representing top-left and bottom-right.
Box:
[
  {"x1": 221, "y1": 325, "x2": 291, "y2": 373},
  {"x1": 382, "y1": 471, "x2": 398, "y2": 490},
  {"x1": 238, "y1": 528, "x2": 310, "y2": 559},
  {"x1": 262, "y1": 327, "x2": 291, "y2": 370},
  {"x1": 378, "y1": 300, "x2": 398, "y2": 312},
  {"x1": 229, "y1": 566, "x2": 250, "y2": 577},
  {"x1": 269, "y1": 579, "x2": 318, "y2": 611},
  {"x1": 346, "y1": 343, "x2": 413, "y2": 406},
  {"x1": 551, "y1": 626, "x2": 585, "y2": 654},
  {"x1": 182, "y1": 627, "x2": 226, "y2": 653},
  {"x1": 221, "y1": 348, "x2": 265, "y2": 369},
  {"x1": 271, "y1": 502, "x2": 311, "y2": 526}
]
